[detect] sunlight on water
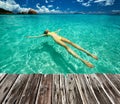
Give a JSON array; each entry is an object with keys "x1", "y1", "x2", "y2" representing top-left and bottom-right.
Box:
[{"x1": 0, "y1": 14, "x2": 120, "y2": 74}]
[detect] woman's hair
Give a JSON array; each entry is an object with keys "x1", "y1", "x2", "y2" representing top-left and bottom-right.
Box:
[{"x1": 44, "y1": 30, "x2": 50, "y2": 34}]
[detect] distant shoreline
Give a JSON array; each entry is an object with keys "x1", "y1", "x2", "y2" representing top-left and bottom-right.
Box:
[
  {"x1": 0, "y1": 13, "x2": 120, "y2": 16},
  {"x1": 0, "y1": 8, "x2": 120, "y2": 15}
]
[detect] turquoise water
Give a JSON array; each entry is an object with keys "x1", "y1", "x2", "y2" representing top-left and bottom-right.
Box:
[{"x1": 0, "y1": 14, "x2": 120, "y2": 74}]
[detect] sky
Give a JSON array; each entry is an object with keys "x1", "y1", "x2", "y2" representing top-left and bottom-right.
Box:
[{"x1": 0, "y1": 0, "x2": 120, "y2": 13}]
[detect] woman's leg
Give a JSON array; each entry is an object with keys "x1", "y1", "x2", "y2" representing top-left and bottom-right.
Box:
[
  {"x1": 61, "y1": 37, "x2": 98, "y2": 60},
  {"x1": 54, "y1": 39, "x2": 94, "y2": 68}
]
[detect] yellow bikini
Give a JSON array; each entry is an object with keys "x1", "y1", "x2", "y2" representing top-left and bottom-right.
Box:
[{"x1": 47, "y1": 32, "x2": 62, "y2": 40}]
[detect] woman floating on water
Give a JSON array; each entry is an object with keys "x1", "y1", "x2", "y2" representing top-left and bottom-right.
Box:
[{"x1": 27, "y1": 29, "x2": 98, "y2": 68}]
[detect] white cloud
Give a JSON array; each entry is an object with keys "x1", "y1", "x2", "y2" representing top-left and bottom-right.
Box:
[
  {"x1": 76, "y1": 0, "x2": 84, "y2": 2},
  {"x1": 94, "y1": 0, "x2": 105, "y2": 2},
  {"x1": 36, "y1": 3, "x2": 61, "y2": 13},
  {"x1": 0, "y1": 0, "x2": 30, "y2": 13},
  {"x1": 94, "y1": 0, "x2": 115, "y2": 6},
  {"x1": 81, "y1": 0, "x2": 93, "y2": 7},
  {"x1": 106, "y1": 0, "x2": 115, "y2": 5},
  {"x1": 56, "y1": 6, "x2": 59, "y2": 9},
  {"x1": 47, "y1": 5, "x2": 53, "y2": 8},
  {"x1": 36, "y1": 3, "x2": 49, "y2": 13},
  {"x1": 6, "y1": 0, "x2": 16, "y2": 4},
  {"x1": 77, "y1": 0, "x2": 114, "y2": 6},
  {"x1": 82, "y1": 3, "x2": 91, "y2": 7},
  {"x1": 112, "y1": 10, "x2": 120, "y2": 12},
  {"x1": 0, "y1": 0, "x2": 62, "y2": 13},
  {"x1": 45, "y1": 0, "x2": 48, "y2": 3}
]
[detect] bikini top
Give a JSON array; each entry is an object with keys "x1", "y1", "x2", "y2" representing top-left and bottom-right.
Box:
[{"x1": 46, "y1": 32, "x2": 54, "y2": 36}]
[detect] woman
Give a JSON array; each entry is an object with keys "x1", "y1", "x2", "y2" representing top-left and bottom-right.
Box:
[{"x1": 27, "y1": 29, "x2": 98, "y2": 68}]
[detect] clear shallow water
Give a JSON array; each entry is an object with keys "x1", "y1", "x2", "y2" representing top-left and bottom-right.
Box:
[{"x1": 0, "y1": 14, "x2": 120, "y2": 74}]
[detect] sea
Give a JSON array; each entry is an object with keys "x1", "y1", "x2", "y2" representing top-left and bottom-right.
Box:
[{"x1": 0, "y1": 14, "x2": 120, "y2": 74}]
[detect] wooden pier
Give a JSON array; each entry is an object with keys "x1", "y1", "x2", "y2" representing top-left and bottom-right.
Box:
[{"x1": 0, "y1": 74, "x2": 120, "y2": 104}]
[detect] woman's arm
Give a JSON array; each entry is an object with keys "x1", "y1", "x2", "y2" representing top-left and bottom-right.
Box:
[{"x1": 26, "y1": 34, "x2": 45, "y2": 38}]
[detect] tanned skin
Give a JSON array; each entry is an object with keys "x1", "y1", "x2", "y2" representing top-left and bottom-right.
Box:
[{"x1": 27, "y1": 29, "x2": 98, "y2": 68}]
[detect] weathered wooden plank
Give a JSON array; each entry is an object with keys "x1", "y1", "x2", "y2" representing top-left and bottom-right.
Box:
[
  {"x1": 76, "y1": 74, "x2": 91, "y2": 104},
  {"x1": 0, "y1": 74, "x2": 120, "y2": 104},
  {"x1": 59, "y1": 75, "x2": 67, "y2": 104},
  {"x1": 89, "y1": 74, "x2": 113, "y2": 104},
  {"x1": 66, "y1": 74, "x2": 83, "y2": 104},
  {"x1": 75, "y1": 74, "x2": 100, "y2": 104},
  {"x1": 115, "y1": 74, "x2": 120, "y2": 81},
  {"x1": 98, "y1": 74, "x2": 119, "y2": 104},
  {"x1": 112, "y1": 74, "x2": 120, "y2": 81},
  {"x1": 52, "y1": 74, "x2": 61, "y2": 104},
  {"x1": 104, "y1": 74, "x2": 120, "y2": 96},
  {"x1": 52, "y1": 74, "x2": 67, "y2": 104},
  {"x1": 43, "y1": 74, "x2": 52, "y2": 104},
  {"x1": 106, "y1": 74, "x2": 120, "y2": 91},
  {"x1": 0, "y1": 74, "x2": 18, "y2": 103},
  {"x1": 75, "y1": 74, "x2": 88, "y2": 104},
  {"x1": 82, "y1": 74, "x2": 100, "y2": 104},
  {"x1": 36, "y1": 74, "x2": 52, "y2": 104},
  {"x1": 2, "y1": 74, "x2": 29, "y2": 104},
  {"x1": 0, "y1": 74, "x2": 7, "y2": 83},
  {"x1": 97, "y1": 74, "x2": 120, "y2": 103},
  {"x1": 18, "y1": 74, "x2": 42, "y2": 104}
]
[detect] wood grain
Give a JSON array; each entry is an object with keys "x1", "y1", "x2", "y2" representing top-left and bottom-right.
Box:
[{"x1": 0, "y1": 74, "x2": 119, "y2": 104}]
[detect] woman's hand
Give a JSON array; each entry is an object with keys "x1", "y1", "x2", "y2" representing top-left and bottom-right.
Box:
[{"x1": 26, "y1": 36, "x2": 32, "y2": 38}]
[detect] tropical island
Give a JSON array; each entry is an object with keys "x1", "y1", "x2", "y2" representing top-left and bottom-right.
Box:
[
  {"x1": 0, "y1": 8, "x2": 120, "y2": 15},
  {"x1": 0, "y1": 8, "x2": 37, "y2": 14}
]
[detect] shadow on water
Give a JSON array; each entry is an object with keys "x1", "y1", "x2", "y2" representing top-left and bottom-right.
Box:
[{"x1": 32, "y1": 42, "x2": 77, "y2": 74}]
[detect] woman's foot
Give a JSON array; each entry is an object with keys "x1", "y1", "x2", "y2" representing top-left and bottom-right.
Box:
[
  {"x1": 86, "y1": 53, "x2": 98, "y2": 60},
  {"x1": 83, "y1": 61, "x2": 94, "y2": 68},
  {"x1": 91, "y1": 55, "x2": 98, "y2": 60}
]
